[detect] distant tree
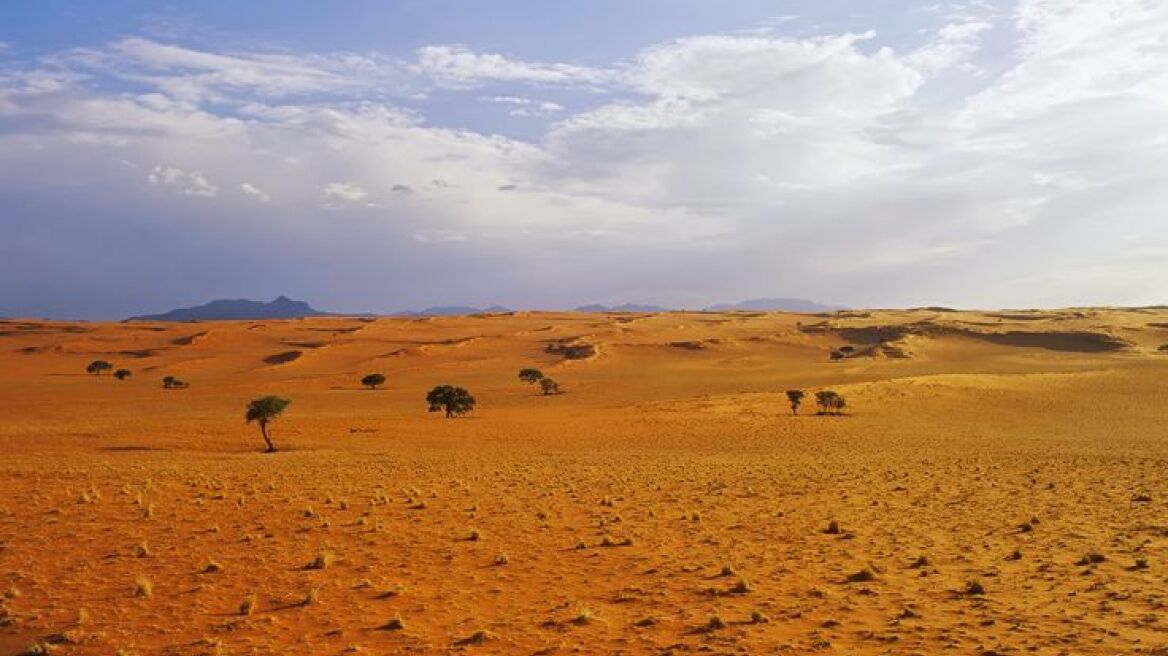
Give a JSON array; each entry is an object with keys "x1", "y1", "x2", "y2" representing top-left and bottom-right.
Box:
[
  {"x1": 86, "y1": 360, "x2": 113, "y2": 376},
  {"x1": 815, "y1": 390, "x2": 838, "y2": 415},
  {"x1": 113, "y1": 369, "x2": 132, "y2": 381},
  {"x1": 786, "y1": 389, "x2": 805, "y2": 416},
  {"x1": 361, "y1": 373, "x2": 387, "y2": 390},
  {"x1": 426, "y1": 385, "x2": 476, "y2": 418},
  {"x1": 830, "y1": 395, "x2": 847, "y2": 415},
  {"x1": 829, "y1": 350, "x2": 845, "y2": 361},
  {"x1": 162, "y1": 376, "x2": 189, "y2": 390},
  {"x1": 539, "y1": 378, "x2": 560, "y2": 395},
  {"x1": 839, "y1": 345, "x2": 855, "y2": 354},
  {"x1": 245, "y1": 395, "x2": 291, "y2": 452},
  {"x1": 815, "y1": 390, "x2": 847, "y2": 415},
  {"x1": 518, "y1": 368, "x2": 544, "y2": 384}
]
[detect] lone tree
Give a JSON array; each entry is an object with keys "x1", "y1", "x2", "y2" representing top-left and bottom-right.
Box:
[
  {"x1": 361, "y1": 373, "x2": 387, "y2": 390},
  {"x1": 245, "y1": 395, "x2": 291, "y2": 452},
  {"x1": 518, "y1": 368, "x2": 544, "y2": 384},
  {"x1": 786, "y1": 389, "x2": 805, "y2": 416},
  {"x1": 426, "y1": 385, "x2": 476, "y2": 418},
  {"x1": 162, "y1": 376, "x2": 188, "y2": 390},
  {"x1": 539, "y1": 377, "x2": 560, "y2": 395},
  {"x1": 86, "y1": 360, "x2": 113, "y2": 376},
  {"x1": 113, "y1": 369, "x2": 132, "y2": 381}
]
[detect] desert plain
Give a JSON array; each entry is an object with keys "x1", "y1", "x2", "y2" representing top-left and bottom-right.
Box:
[{"x1": 1, "y1": 307, "x2": 1166, "y2": 655}]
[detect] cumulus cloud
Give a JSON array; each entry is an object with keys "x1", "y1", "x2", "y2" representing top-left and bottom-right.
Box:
[
  {"x1": 240, "y1": 182, "x2": 270, "y2": 202},
  {"x1": 415, "y1": 45, "x2": 607, "y2": 88},
  {"x1": 2, "y1": 2, "x2": 1167, "y2": 317},
  {"x1": 148, "y1": 165, "x2": 218, "y2": 197},
  {"x1": 320, "y1": 182, "x2": 371, "y2": 206}
]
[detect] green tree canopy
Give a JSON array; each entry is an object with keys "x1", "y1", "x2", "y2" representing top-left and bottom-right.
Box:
[
  {"x1": 245, "y1": 395, "x2": 291, "y2": 452},
  {"x1": 785, "y1": 389, "x2": 805, "y2": 415},
  {"x1": 539, "y1": 378, "x2": 560, "y2": 395},
  {"x1": 426, "y1": 385, "x2": 476, "y2": 418}
]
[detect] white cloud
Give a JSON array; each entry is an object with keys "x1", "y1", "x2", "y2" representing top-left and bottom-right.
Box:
[
  {"x1": 240, "y1": 182, "x2": 270, "y2": 202},
  {"x1": 320, "y1": 182, "x2": 370, "y2": 206},
  {"x1": 147, "y1": 165, "x2": 218, "y2": 197},
  {"x1": 415, "y1": 45, "x2": 607, "y2": 88},
  {"x1": 479, "y1": 95, "x2": 565, "y2": 116},
  {"x1": 57, "y1": 37, "x2": 392, "y2": 103}
]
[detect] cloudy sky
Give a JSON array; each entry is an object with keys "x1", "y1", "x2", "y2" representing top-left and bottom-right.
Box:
[{"x1": 1, "y1": 1, "x2": 1165, "y2": 318}]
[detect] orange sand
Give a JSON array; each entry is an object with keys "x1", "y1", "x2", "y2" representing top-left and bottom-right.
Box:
[{"x1": 1, "y1": 309, "x2": 1166, "y2": 654}]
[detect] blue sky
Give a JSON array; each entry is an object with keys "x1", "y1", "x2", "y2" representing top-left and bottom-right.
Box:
[{"x1": 2, "y1": 1, "x2": 1166, "y2": 318}]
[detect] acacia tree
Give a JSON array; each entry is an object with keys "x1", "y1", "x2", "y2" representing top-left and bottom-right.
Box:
[
  {"x1": 86, "y1": 360, "x2": 113, "y2": 376},
  {"x1": 539, "y1": 378, "x2": 560, "y2": 395},
  {"x1": 245, "y1": 396, "x2": 291, "y2": 452},
  {"x1": 518, "y1": 368, "x2": 544, "y2": 384},
  {"x1": 815, "y1": 390, "x2": 837, "y2": 415},
  {"x1": 786, "y1": 389, "x2": 805, "y2": 416},
  {"x1": 114, "y1": 369, "x2": 132, "y2": 381},
  {"x1": 815, "y1": 390, "x2": 847, "y2": 415},
  {"x1": 426, "y1": 385, "x2": 476, "y2": 418},
  {"x1": 830, "y1": 395, "x2": 847, "y2": 415},
  {"x1": 361, "y1": 373, "x2": 387, "y2": 390}
]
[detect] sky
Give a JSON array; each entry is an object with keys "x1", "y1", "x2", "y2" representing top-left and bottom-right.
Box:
[{"x1": 1, "y1": 0, "x2": 1166, "y2": 319}]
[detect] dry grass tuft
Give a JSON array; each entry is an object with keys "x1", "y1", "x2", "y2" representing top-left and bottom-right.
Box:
[
  {"x1": 379, "y1": 616, "x2": 404, "y2": 631},
  {"x1": 305, "y1": 550, "x2": 336, "y2": 570},
  {"x1": 133, "y1": 576, "x2": 153, "y2": 598}
]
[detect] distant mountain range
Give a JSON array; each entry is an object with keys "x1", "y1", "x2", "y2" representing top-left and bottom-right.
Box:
[
  {"x1": 395, "y1": 305, "x2": 513, "y2": 316},
  {"x1": 129, "y1": 296, "x2": 329, "y2": 321},
  {"x1": 702, "y1": 298, "x2": 845, "y2": 312},
  {"x1": 574, "y1": 303, "x2": 672, "y2": 313},
  {"x1": 128, "y1": 296, "x2": 844, "y2": 321},
  {"x1": 576, "y1": 298, "x2": 844, "y2": 313}
]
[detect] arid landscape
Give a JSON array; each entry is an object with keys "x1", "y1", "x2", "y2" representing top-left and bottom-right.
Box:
[{"x1": 0, "y1": 308, "x2": 1166, "y2": 655}]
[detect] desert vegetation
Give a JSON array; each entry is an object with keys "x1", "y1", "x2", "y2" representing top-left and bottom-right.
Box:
[
  {"x1": 361, "y1": 373, "x2": 386, "y2": 390},
  {"x1": 245, "y1": 395, "x2": 291, "y2": 452},
  {"x1": 85, "y1": 359, "x2": 113, "y2": 375},
  {"x1": 425, "y1": 385, "x2": 476, "y2": 418}
]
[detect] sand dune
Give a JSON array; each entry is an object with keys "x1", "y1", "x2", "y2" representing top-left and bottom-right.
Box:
[{"x1": 1, "y1": 308, "x2": 1166, "y2": 655}]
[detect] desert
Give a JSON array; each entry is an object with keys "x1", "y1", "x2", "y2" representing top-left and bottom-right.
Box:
[{"x1": 1, "y1": 307, "x2": 1166, "y2": 655}]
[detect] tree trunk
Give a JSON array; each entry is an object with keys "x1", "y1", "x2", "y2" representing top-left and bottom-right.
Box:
[
  {"x1": 445, "y1": 407, "x2": 452, "y2": 418},
  {"x1": 260, "y1": 420, "x2": 276, "y2": 452}
]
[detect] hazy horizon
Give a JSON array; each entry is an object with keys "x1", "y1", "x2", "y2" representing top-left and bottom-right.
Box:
[{"x1": 3, "y1": 1, "x2": 1166, "y2": 320}]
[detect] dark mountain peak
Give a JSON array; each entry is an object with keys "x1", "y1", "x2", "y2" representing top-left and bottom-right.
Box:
[{"x1": 129, "y1": 297, "x2": 327, "y2": 322}]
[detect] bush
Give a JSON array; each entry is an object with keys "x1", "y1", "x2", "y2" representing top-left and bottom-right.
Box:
[
  {"x1": 361, "y1": 373, "x2": 386, "y2": 390},
  {"x1": 86, "y1": 360, "x2": 113, "y2": 375},
  {"x1": 546, "y1": 342, "x2": 596, "y2": 359},
  {"x1": 113, "y1": 369, "x2": 132, "y2": 381},
  {"x1": 539, "y1": 378, "x2": 560, "y2": 395},
  {"x1": 518, "y1": 368, "x2": 544, "y2": 384}
]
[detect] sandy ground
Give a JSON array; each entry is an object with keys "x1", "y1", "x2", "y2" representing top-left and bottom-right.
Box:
[{"x1": 1, "y1": 308, "x2": 1166, "y2": 655}]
